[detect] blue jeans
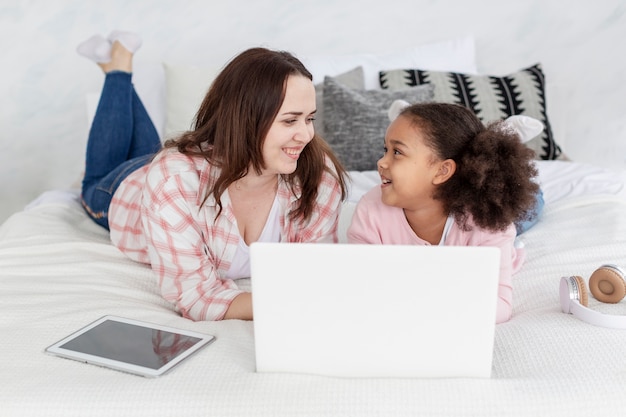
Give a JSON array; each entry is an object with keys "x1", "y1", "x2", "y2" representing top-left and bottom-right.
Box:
[
  {"x1": 516, "y1": 188, "x2": 545, "y2": 235},
  {"x1": 81, "y1": 71, "x2": 161, "y2": 230}
]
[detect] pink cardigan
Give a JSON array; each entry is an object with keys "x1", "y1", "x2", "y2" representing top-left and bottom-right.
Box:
[{"x1": 347, "y1": 186, "x2": 524, "y2": 323}]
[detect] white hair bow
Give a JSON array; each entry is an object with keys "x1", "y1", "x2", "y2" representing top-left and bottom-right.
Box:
[{"x1": 504, "y1": 115, "x2": 544, "y2": 143}]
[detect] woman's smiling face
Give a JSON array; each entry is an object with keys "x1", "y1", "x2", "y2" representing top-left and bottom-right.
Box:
[{"x1": 261, "y1": 74, "x2": 316, "y2": 175}]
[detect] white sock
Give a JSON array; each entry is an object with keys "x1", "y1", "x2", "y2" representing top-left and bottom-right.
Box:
[
  {"x1": 107, "y1": 30, "x2": 142, "y2": 53},
  {"x1": 76, "y1": 34, "x2": 111, "y2": 63}
]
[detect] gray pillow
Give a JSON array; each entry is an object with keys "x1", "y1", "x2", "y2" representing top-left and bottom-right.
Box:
[
  {"x1": 314, "y1": 66, "x2": 365, "y2": 140},
  {"x1": 323, "y1": 77, "x2": 434, "y2": 171}
]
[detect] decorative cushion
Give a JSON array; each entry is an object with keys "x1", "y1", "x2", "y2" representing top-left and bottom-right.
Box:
[
  {"x1": 314, "y1": 66, "x2": 364, "y2": 140},
  {"x1": 322, "y1": 77, "x2": 434, "y2": 171},
  {"x1": 379, "y1": 64, "x2": 563, "y2": 160}
]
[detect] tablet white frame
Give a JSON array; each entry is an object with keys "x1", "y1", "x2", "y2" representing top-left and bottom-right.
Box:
[{"x1": 45, "y1": 315, "x2": 215, "y2": 377}]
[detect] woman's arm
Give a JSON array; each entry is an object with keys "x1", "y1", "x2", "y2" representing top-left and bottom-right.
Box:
[
  {"x1": 223, "y1": 293, "x2": 253, "y2": 320},
  {"x1": 141, "y1": 161, "x2": 245, "y2": 321}
]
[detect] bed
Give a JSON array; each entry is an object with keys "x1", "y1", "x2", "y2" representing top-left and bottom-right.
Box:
[{"x1": 3, "y1": 35, "x2": 626, "y2": 416}]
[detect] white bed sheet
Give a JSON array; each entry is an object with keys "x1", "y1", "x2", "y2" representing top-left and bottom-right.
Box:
[{"x1": 2, "y1": 160, "x2": 626, "y2": 417}]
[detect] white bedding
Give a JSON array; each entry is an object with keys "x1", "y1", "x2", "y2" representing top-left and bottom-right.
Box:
[{"x1": 2, "y1": 160, "x2": 626, "y2": 417}]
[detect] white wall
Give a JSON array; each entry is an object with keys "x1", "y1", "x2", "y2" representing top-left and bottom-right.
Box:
[{"x1": 3, "y1": 0, "x2": 626, "y2": 223}]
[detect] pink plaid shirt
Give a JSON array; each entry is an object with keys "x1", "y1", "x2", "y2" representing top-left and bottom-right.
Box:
[{"x1": 109, "y1": 148, "x2": 343, "y2": 321}]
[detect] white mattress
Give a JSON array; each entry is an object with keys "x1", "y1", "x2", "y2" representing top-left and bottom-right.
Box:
[{"x1": 2, "y1": 160, "x2": 626, "y2": 417}]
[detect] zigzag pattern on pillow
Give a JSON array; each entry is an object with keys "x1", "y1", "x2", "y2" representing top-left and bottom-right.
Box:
[{"x1": 379, "y1": 64, "x2": 563, "y2": 161}]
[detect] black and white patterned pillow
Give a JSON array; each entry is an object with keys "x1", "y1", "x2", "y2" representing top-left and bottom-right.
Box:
[
  {"x1": 379, "y1": 64, "x2": 563, "y2": 160},
  {"x1": 323, "y1": 76, "x2": 434, "y2": 171}
]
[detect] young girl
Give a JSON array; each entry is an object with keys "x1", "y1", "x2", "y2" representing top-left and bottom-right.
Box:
[
  {"x1": 78, "y1": 32, "x2": 348, "y2": 321},
  {"x1": 347, "y1": 102, "x2": 539, "y2": 323}
]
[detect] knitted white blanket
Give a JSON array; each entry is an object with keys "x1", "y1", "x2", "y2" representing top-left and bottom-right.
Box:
[{"x1": 2, "y1": 162, "x2": 626, "y2": 417}]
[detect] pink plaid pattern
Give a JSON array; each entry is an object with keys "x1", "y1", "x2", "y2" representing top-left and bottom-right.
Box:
[{"x1": 109, "y1": 149, "x2": 343, "y2": 321}]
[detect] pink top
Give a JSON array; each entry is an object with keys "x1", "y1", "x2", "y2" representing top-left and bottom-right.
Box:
[
  {"x1": 347, "y1": 186, "x2": 523, "y2": 323},
  {"x1": 108, "y1": 148, "x2": 343, "y2": 321}
]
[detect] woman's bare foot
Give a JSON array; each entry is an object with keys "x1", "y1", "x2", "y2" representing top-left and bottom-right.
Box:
[{"x1": 98, "y1": 41, "x2": 133, "y2": 74}]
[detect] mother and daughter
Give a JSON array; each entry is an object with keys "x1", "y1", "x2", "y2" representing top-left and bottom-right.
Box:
[{"x1": 77, "y1": 31, "x2": 540, "y2": 323}]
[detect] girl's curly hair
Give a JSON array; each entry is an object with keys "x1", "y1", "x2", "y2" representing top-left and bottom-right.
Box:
[{"x1": 399, "y1": 102, "x2": 540, "y2": 232}]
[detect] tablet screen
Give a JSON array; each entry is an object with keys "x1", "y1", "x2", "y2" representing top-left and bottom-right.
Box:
[{"x1": 46, "y1": 316, "x2": 215, "y2": 377}]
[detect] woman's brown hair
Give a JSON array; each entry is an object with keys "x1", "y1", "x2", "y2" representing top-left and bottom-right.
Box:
[{"x1": 164, "y1": 47, "x2": 348, "y2": 221}]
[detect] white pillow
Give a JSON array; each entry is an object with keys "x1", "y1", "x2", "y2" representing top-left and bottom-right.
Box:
[
  {"x1": 300, "y1": 35, "x2": 477, "y2": 90},
  {"x1": 163, "y1": 62, "x2": 220, "y2": 138}
]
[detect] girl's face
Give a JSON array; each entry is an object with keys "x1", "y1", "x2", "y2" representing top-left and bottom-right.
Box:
[
  {"x1": 262, "y1": 74, "x2": 316, "y2": 175},
  {"x1": 377, "y1": 115, "x2": 449, "y2": 210}
]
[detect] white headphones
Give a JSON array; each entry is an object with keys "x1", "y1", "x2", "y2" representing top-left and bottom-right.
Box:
[{"x1": 560, "y1": 264, "x2": 626, "y2": 329}]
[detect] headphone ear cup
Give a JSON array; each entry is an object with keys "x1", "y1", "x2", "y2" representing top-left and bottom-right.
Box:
[
  {"x1": 589, "y1": 266, "x2": 626, "y2": 304},
  {"x1": 573, "y1": 275, "x2": 589, "y2": 307}
]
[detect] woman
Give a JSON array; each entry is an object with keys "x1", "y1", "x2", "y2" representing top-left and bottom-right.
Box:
[{"x1": 78, "y1": 32, "x2": 348, "y2": 321}]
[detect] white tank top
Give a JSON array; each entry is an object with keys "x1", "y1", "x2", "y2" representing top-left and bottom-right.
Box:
[
  {"x1": 439, "y1": 216, "x2": 454, "y2": 246},
  {"x1": 225, "y1": 196, "x2": 281, "y2": 279}
]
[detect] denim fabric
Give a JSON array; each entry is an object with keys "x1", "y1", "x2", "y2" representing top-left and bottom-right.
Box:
[
  {"x1": 81, "y1": 71, "x2": 161, "y2": 230},
  {"x1": 516, "y1": 188, "x2": 545, "y2": 235}
]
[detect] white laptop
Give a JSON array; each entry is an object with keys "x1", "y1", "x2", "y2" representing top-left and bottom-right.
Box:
[{"x1": 250, "y1": 243, "x2": 500, "y2": 378}]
